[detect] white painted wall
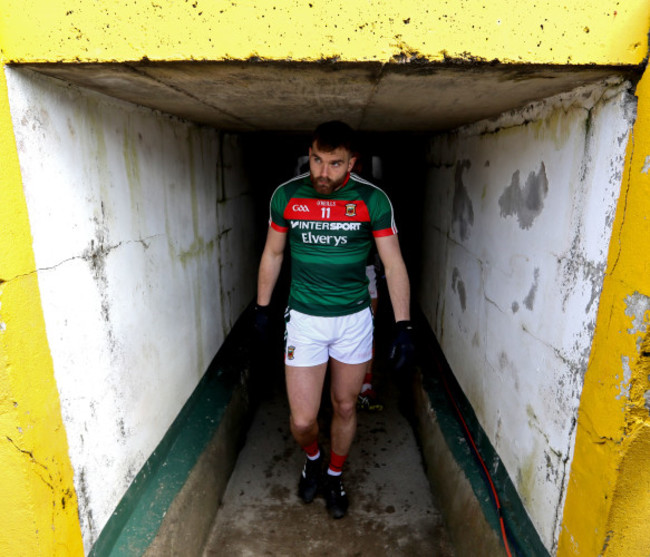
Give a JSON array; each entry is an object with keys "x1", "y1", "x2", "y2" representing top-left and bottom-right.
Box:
[
  {"x1": 6, "y1": 68, "x2": 256, "y2": 552},
  {"x1": 418, "y1": 78, "x2": 636, "y2": 550}
]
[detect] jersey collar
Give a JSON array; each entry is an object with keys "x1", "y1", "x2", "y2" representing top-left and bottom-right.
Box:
[{"x1": 333, "y1": 172, "x2": 351, "y2": 193}]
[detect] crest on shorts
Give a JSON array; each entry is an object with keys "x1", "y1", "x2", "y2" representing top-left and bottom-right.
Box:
[
  {"x1": 345, "y1": 203, "x2": 357, "y2": 217},
  {"x1": 287, "y1": 345, "x2": 296, "y2": 360}
]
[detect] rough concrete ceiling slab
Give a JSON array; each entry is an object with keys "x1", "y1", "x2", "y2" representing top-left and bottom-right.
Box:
[{"x1": 21, "y1": 62, "x2": 640, "y2": 133}]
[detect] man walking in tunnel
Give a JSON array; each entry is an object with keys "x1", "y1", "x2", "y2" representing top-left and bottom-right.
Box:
[{"x1": 254, "y1": 121, "x2": 414, "y2": 519}]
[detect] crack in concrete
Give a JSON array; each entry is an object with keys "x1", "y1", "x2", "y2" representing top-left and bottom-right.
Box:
[
  {"x1": 357, "y1": 62, "x2": 389, "y2": 130},
  {"x1": 551, "y1": 415, "x2": 578, "y2": 554},
  {"x1": 126, "y1": 64, "x2": 257, "y2": 130},
  {"x1": 6, "y1": 435, "x2": 54, "y2": 490},
  {"x1": 0, "y1": 235, "x2": 163, "y2": 283},
  {"x1": 483, "y1": 292, "x2": 507, "y2": 315},
  {"x1": 610, "y1": 128, "x2": 633, "y2": 277},
  {"x1": 520, "y1": 325, "x2": 586, "y2": 380},
  {"x1": 469, "y1": 78, "x2": 627, "y2": 139}
]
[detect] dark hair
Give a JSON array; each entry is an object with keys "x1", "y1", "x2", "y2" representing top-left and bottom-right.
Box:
[{"x1": 311, "y1": 120, "x2": 354, "y2": 152}]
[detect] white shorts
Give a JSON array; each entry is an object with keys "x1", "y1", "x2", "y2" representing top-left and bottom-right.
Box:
[
  {"x1": 366, "y1": 264, "x2": 378, "y2": 299},
  {"x1": 284, "y1": 307, "x2": 373, "y2": 367}
]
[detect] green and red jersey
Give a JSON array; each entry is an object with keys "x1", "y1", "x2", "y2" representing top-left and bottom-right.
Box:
[{"x1": 269, "y1": 172, "x2": 397, "y2": 316}]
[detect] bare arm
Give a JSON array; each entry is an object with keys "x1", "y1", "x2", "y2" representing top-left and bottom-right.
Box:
[
  {"x1": 257, "y1": 227, "x2": 287, "y2": 306},
  {"x1": 375, "y1": 234, "x2": 410, "y2": 322}
]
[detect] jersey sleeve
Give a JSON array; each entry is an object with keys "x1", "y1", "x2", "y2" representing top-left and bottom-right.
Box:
[
  {"x1": 369, "y1": 188, "x2": 397, "y2": 237},
  {"x1": 269, "y1": 185, "x2": 289, "y2": 233}
]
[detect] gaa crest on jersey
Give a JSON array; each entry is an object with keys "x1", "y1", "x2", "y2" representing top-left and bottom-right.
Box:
[
  {"x1": 287, "y1": 345, "x2": 296, "y2": 360},
  {"x1": 345, "y1": 203, "x2": 357, "y2": 217}
]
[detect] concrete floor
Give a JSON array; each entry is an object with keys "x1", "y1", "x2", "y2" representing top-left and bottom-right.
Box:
[{"x1": 202, "y1": 371, "x2": 456, "y2": 556}]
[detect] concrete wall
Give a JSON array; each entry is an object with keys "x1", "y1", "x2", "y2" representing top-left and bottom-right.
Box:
[
  {"x1": 5, "y1": 68, "x2": 256, "y2": 552},
  {"x1": 418, "y1": 77, "x2": 636, "y2": 551}
]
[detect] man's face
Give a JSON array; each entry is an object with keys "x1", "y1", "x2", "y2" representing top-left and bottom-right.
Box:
[{"x1": 309, "y1": 142, "x2": 356, "y2": 195}]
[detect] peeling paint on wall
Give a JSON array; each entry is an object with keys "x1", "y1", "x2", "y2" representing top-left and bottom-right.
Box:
[
  {"x1": 623, "y1": 291, "x2": 650, "y2": 357},
  {"x1": 616, "y1": 356, "x2": 632, "y2": 401},
  {"x1": 624, "y1": 291, "x2": 650, "y2": 334},
  {"x1": 640, "y1": 155, "x2": 650, "y2": 174}
]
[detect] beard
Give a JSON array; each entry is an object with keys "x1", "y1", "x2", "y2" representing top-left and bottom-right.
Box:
[{"x1": 310, "y1": 173, "x2": 347, "y2": 194}]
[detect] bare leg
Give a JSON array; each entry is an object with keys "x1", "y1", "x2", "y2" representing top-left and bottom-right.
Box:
[
  {"x1": 285, "y1": 362, "x2": 328, "y2": 447},
  {"x1": 329, "y1": 358, "x2": 370, "y2": 456},
  {"x1": 366, "y1": 296, "x2": 378, "y2": 380}
]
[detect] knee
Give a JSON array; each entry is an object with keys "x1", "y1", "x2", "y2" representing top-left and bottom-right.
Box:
[
  {"x1": 290, "y1": 414, "x2": 317, "y2": 436},
  {"x1": 332, "y1": 397, "x2": 356, "y2": 421}
]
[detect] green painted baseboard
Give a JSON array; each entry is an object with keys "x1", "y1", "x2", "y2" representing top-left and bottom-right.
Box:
[
  {"x1": 415, "y1": 311, "x2": 549, "y2": 557},
  {"x1": 89, "y1": 307, "x2": 254, "y2": 557}
]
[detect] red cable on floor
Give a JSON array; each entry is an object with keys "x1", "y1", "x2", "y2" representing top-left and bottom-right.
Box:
[{"x1": 435, "y1": 360, "x2": 514, "y2": 557}]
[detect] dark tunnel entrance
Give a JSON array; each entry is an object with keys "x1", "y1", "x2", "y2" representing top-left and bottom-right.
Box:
[
  {"x1": 244, "y1": 130, "x2": 429, "y2": 292},
  {"x1": 197, "y1": 129, "x2": 453, "y2": 555}
]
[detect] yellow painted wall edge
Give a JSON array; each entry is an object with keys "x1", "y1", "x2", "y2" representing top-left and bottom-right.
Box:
[
  {"x1": 0, "y1": 0, "x2": 648, "y2": 66},
  {"x1": 0, "y1": 64, "x2": 84, "y2": 556},
  {"x1": 558, "y1": 66, "x2": 650, "y2": 556}
]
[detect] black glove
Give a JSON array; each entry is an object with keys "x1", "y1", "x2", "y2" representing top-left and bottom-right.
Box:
[
  {"x1": 253, "y1": 303, "x2": 271, "y2": 342},
  {"x1": 389, "y1": 320, "x2": 415, "y2": 372}
]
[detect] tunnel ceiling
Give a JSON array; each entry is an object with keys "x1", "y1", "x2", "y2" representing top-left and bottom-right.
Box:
[{"x1": 22, "y1": 61, "x2": 639, "y2": 132}]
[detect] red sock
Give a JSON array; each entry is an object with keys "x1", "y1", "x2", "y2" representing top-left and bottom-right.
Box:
[
  {"x1": 328, "y1": 451, "x2": 347, "y2": 476},
  {"x1": 302, "y1": 440, "x2": 320, "y2": 459}
]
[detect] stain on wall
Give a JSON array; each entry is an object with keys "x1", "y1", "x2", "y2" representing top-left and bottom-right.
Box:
[
  {"x1": 452, "y1": 160, "x2": 474, "y2": 241},
  {"x1": 499, "y1": 163, "x2": 549, "y2": 230},
  {"x1": 523, "y1": 268, "x2": 540, "y2": 310},
  {"x1": 451, "y1": 267, "x2": 467, "y2": 311},
  {"x1": 419, "y1": 79, "x2": 636, "y2": 550}
]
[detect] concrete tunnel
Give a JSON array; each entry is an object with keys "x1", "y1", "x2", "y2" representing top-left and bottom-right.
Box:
[{"x1": 2, "y1": 57, "x2": 648, "y2": 556}]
